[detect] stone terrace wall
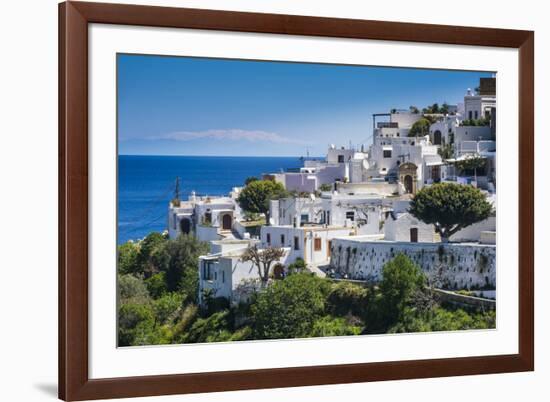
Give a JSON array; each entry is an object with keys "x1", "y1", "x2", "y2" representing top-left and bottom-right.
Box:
[{"x1": 329, "y1": 238, "x2": 496, "y2": 290}]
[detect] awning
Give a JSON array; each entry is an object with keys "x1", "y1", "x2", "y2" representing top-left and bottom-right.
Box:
[
  {"x1": 446, "y1": 154, "x2": 488, "y2": 163},
  {"x1": 424, "y1": 155, "x2": 443, "y2": 166}
]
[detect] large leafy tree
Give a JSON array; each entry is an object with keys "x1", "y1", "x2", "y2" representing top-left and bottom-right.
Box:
[
  {"x1": 251, "y1": 273, "x2": 330, "y2": 339},
  {"x1": 408, "y1": 118, "x2": 431, "y2": 137},
  {"x1": 237, "y1": 179, "x2": 287, "y2": 224},
  {"x1": 163, "y1": 235, "x2": 209, "y2": 299},
  {"x1": 135, "y1": 232, "x2": 167, "y2": 278},
  {"x1": 378, "y1": 254, "x2": 426, "y2": 324},
  {"x1": 409, "y1": 182, "x2": 492, "y2": 242}
]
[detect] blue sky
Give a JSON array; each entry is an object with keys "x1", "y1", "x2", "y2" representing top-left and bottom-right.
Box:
[{"x1": 118, "y1": 54, "x2": 492, "y2": 157}]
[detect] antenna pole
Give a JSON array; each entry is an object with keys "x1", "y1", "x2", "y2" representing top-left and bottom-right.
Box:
[{"x1": 175, "y1": 177, "x2": 180, "y2": 201}]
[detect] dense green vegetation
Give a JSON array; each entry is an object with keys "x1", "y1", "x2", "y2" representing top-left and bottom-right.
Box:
[{"x1": 118, "y1": 235, "x2": 495, "y2": 346}]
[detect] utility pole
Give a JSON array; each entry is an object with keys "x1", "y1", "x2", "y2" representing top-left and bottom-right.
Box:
[{"x1": 174, "y1": 177, "x2": 180, "y2": 201}]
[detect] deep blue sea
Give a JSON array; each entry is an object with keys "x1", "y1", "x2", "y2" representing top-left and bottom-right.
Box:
[{"x1": 118, "y1": 155, "x2": 301, "y2": 244}]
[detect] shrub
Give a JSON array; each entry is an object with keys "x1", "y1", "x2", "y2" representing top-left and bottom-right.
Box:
[
  {"x1": 251, "y1": 273, "x2": 330, "y2": 339},
  {"x1": 310, "y1": 316, "x2": 362, "y2": 337},
  {"x1": 327, "y1": 281, "x2": 369, "y2": 317}
]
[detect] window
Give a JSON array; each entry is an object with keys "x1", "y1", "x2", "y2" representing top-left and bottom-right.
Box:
[
  {"x1": 474, "y1": 110, "x2": 479, "y2": 119},
  {"x1": 222, "y1": 271, "x2": 225, "y2": 283},
  {"x1": 294, "y1": 236, "x2": 300, "y2": 250},
  {"x1": 383, "y1": 150, "x2": 392, "y2": 158},
  {"x1": 327, "y1": 240, "x2": 332, "y2": 256},
  {"x1": 314, "y1": 238, "x2": 322, "y2": 251},
  {"x1": 337, "y1": 155, "x2": 345, "y2": 163},
  {"x1": 266, "y1": 233, "x2": 271, "y2": 245},
  {"x1": 346, "y1": 211, "x2": 355, "y2": 221},
  {"x1": 326, "y1": 211, "x2": 331, "y2": 225},
  {"x1": 280, "y1": 234, "x2": 285, "y2": 245},
  {"x1": 468, "y1": 111, "x2": 473, "y2": 119},
  {"x1": 173, "y1": 214, "x2": 177, "y2": 230},
  {"x1": 300, "y1": 214, "x2": 308, "y2": 225},
  {"x1": 410, "y1": 228, "x2": 418, "y2": 243}
]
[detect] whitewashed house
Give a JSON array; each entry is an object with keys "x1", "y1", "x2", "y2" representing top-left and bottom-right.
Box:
[
  {"x1": 383, "y1": 211, "x2": 438, "y2": 243},
  {"x1": 168, "y1": 192, "x2": 242, "y2": 242},
  {"x1": 260, "y1": 224, "x2": 353, "y2": 267},
  {"x1": 198, "y1": 239, "x2": 290, "y2": 305},
  {"x1": 263, "y1": 145, "x2": 357, "y2": 193},
  {"x1": 269, "y1": 196, "x2": 323, "y2": 226}
]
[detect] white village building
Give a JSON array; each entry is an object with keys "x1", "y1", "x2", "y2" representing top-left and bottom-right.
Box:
[
  {"x1": 198, "y1": 239, "x2": 290, "y2": 305},
  {"x1": 168, "y1": 190, "x2": 243, "y2": 242}
]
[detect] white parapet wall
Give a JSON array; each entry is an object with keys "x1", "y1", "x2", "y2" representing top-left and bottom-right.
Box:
[{"x1": 329, "y1": 238, "x2": 495, "y2": 290}]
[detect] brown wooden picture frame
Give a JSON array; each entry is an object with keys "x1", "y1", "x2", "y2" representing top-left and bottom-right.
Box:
[{"x1": 59, "y1": 1, "x2": 534, "y2": 400}]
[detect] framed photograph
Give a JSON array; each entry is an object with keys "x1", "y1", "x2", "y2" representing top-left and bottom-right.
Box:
[{"x1": 59, "y1": 1, "x2": 534, "y2": 400}]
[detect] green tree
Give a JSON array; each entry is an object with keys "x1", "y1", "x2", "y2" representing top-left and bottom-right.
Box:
[
  {"x1": 152, "y1": 292, "x2": 184, "y2": 325},
  {"x1": 118, "y1": 274, "x2": 150, "y2": 303},
  {"x1": 389, "y1": 307, "x2": 496, "y2": 333},
  {"x1": 184, "y1": 311, "x2": 233, "y2": 343},
  {"x1": 423, "y1": 103, "x2": 440, "y2": 114},
  {"x1": 244, "y1": 176, "x2": 259, "y2": 185},
  {"x1": 327, "y1": 281, "x2": 369, "y2": 317},
  {"x1": 378, "y1": 254, "x2": 426, "y2": 325},
  {"x1": 118, "y1": 302, "x2": 156, "y2": 346},
  {"x1": 145, "y1": 272, "x2": 167, "y2": 299},
  {"x1": 319, "y1": 183, "x2": 333, "y2": 192},
  {"x1": 117, "y1": 242, "x2": 139, "y2": 275},
  {"x1": 438, "y1": 143, "x2": 454, "y2": 160},
  {"x1": 287, "y1": 257, "x2": 307, "y2": 274},
  {"x1": 454, "y1": 154, "x2": 486, "y2": 179},
  {"x1": 237, "y1": 180, "x2": 287, "y2": 224},
  {"x1": 251, "y1": 273, "x2": 330, "y2": 339},
  {"x1": 136, "y1": 232, "x2": 167, "y2": 278},
  {"x1": 408, "y1": 118, "x2": 431, "y2": 137},
  {"x1": 163, "y1": 235, "x2": 209, "y2": 299},
  {"x1": 409, "y1": 182, "x2": 493, "y2": 241}
]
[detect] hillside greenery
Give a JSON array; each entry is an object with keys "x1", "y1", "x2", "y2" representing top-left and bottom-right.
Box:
[{"x1": 118, "y1": 235, "x2": 495, "y2": 346}]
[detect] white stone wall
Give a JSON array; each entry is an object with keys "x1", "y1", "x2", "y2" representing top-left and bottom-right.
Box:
[
  {"x1": 327, "y1": 147, "x2": 355, "y2": 164},
  {"x1": 195, "y1": 225, "x2": 221, "y2": 242},
  {"x1": 455, "y1": 125, "x2": 492, "y2": 146},
  {"x1": 450, "y1": 217, "x2": 496, "y2": 242},
  {"x1": 390, "y1": 111, "x2": 421, "y2": 128},
  {"x1": 329, "y1": 238, "x2": 496, "y2": 290}
]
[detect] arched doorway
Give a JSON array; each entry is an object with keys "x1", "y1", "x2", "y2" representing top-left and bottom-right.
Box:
[
  {"x1": 273, "y1": 264, "x2": 284, "y2": 279},
  {"x1": 222, "y1": 214, "x2": 232, "y2": 230},
  {"x1": 180, "y1": 218, "x2": 191, "y2": 234},
  {"x1": 404, "y1": 175, "x2": 413, "y2": 194},
  {"x1": 399, "y1": 162, "x2": 418, "y2": 195},
  {"x1": 433, "y1": 130, "x2": 442, "y2": 145}
]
